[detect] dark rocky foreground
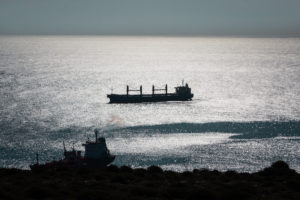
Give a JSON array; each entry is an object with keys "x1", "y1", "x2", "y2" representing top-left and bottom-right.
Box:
[{"x1": 0, "y1": 161, "x2": 299, "y2": 200}]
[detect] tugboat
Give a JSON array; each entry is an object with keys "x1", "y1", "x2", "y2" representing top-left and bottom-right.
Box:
[
  {"x1": 30, "y1": 130, "x2": 115, "y2": 170},
  {"x1": 107, "y1": 81, "x2": 193, "y2": 103}
]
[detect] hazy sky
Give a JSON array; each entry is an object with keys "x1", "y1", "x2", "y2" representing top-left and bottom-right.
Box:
[{"x1": 1, "y1": 0, "x2": 300, "y2": 36}]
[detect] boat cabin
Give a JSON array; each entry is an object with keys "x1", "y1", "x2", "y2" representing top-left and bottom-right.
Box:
[
  {"x1": 82, "y1": 130, "x2": 110, "y2": 160},
  {"x1": 175, "y1": 83, "x2": 192, "y2": 96}
]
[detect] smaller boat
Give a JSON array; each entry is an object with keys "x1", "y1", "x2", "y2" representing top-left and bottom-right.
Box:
[{"x1": 30, "y1": 130, "x2": 115, "y2": 170}]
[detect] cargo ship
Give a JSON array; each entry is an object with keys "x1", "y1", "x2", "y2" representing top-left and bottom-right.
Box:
[{"x1": 107, "y1": 81, "x2": 193, "y2": 103}]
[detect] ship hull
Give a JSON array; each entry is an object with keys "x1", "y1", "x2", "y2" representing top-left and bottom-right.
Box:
[
  {"x1": 107, "y1": 94, "x2": 193, "y2": 103},
  {"x1": 84, "y1": 155, "x2": 116, "y2": 168},
  {"x1": 30, "y1": 156, "x2": 115, "y2": 170}
]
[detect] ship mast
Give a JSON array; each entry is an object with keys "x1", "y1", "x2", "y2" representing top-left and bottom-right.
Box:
[
  {"x1": 63, "y1": 141, "x2": 66, "y2": 153},
  {"x1": 36, "y1": 153, "x2": 39, "y2": 165},
  {"x1": 94, "y1": 129, "x2": 98, "y2": 142}
]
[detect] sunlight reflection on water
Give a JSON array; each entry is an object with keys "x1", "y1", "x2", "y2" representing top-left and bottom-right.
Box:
[{"x1": 0, "y1": 36, "x2": 300, "y2": 171}]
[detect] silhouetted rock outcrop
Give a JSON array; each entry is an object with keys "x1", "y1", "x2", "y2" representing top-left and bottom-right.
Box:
[
  {"x1": 0, "y1": 161, "x2": 299, "y2": 200},
  {"x1": 258, "y1": 161, "x2": 297, "y2": 176}
]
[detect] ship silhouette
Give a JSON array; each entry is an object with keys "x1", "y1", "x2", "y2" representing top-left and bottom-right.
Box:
[
  {"x1": 30, "y1": 130, "x2": 115, "y2": 170},
  {"x1": 107, "y1": 81, "x2": 193, "y2": 103}
]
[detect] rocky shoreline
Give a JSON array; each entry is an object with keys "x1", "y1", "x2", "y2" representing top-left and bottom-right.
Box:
[{"x1": 0, "y1": 161, "x2": 299, "y2": 200}]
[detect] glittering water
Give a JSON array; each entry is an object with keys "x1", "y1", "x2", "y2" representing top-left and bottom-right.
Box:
[{"x1": 0, "y1": 36, "x2": 299, "y2": 171}]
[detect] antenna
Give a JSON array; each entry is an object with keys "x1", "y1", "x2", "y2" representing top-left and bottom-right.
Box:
[
  {"x1": 63, "y1": 141, "x2": 66, "y2": 153},
  {"x1": 182, "y1": 79, "x2": 184, "y2": 86}
]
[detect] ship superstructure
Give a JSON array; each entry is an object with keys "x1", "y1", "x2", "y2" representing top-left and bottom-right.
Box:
[
  {"x1": 30, "y1": 130, "x2": 115, "y2": 170},
  {"x1": 82, "y1": 130, "x2": 115, "y2": 167}
]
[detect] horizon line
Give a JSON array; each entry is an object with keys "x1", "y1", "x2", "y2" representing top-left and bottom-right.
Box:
[{"x1": 1, "y1": 33, "x2": 300, "y2": 38}]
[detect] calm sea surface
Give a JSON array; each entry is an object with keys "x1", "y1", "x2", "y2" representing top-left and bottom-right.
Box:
[{"x1": 0, "y1": 36, "x2": 299, "y2": 171}]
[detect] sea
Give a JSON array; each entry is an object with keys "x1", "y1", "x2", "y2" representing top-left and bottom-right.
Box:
[{"x1": 0, "y1": 36, "x2": 299, "y2": 172}]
